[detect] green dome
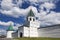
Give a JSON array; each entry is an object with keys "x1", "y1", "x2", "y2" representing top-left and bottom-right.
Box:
[
  {"x1": 7, "y1": 24, "x2": 14, "y2": 31},
  {"x1": 27, "y1": 9, "x2": 35, "y2": 17}
]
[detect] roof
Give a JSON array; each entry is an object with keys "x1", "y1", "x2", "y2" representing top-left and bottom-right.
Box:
[
  {"x1": 18, "y1": 21, "x2": 30, "y2": 29},
  {"x1": 23, "y1": 21, "x2": 30, "y2": 27},
  {"x1": 18, "y1": 21, "x2": 30, "y2": 28},
  {"x1": 38, "y1": 24, "x2": 60, "y2": 29},
  {"x1": 7, "y1": 24, "x2": 14, "y2": 31},
  {"x1": 27, "y1": 9, "x2": 35, "y2": 17}
]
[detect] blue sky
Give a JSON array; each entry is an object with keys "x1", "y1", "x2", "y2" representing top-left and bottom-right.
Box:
[
  {"x1": 0, "y1": 0, "x2": 60, "y2": 34},
  {"x1": 53, "y1": 1, "x2": 60, "y2": 12}
]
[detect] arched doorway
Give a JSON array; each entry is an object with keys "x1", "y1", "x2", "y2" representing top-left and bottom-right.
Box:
[{"x1": 20, "y1": 32, "x2": 23, "y2": 37}]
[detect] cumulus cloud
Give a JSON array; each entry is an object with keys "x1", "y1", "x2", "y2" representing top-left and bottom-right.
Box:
[
  {"x1": 0, "y1": 29, "x2": 6, "y2": 35},
  {"x1": 0, "y1": 0, "x2": 59, "y2": 17},
  {"x1": 0, "y1": 21, "x2": 14, "y2": 26},
  {"x1": 0, "y1": 21, "x2": 22, "y2": 30},
  {"x1": 40, "y1": 2, "x2": 55, "y2": 12},
  {"x1": 1, "y1": 6, "x2": 38, "y2": 18},
  {"x1": 38, "y1": 0, "x2": 59, "y2": 3},
  {"x1": 0, "y1": 29, "x2": 6, "y2": 33},
  {"x1": 1, "y1": 0, "x2": 60, "y2": 27},
  {"x1": 1, "y1": 7, "x2": 31, "y2": 18},
  {"x1": 24, "y1": 0, "x2": 59, "y2": 5},
  {"x1": 1, "y1": 0, "x2": 59, "y2": 10},
  {"x1": 13, "y1": 23, "x2": 22, "y2": 30},
  {"x1": 40, "y1": 11, "x2": 60, "y2": 26},
  {"x1": 1, "y1": 0, "x2": 14, "y2": 10}
]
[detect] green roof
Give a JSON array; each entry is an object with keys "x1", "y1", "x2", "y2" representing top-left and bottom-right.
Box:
[
  {"x1": 27, "y1": 9, "x2": 35, "y2": 17},
  {"x1": 7, "y1": 24, "x2": 14, "y2": 31}
]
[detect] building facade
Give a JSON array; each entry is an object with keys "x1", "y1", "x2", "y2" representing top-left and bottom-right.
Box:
[
  {"x1": 6, "y1": 9, "x2": 40, "y2": 38},
  {"x1": 18, "y1": 9, "x2": 40, "y2": 37},
  {"x1": 6, "y1": 9, "x2": 60, "y2": 38}
]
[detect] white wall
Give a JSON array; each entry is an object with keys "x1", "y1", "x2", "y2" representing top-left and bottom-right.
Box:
[
  {"x1": 29, "y1": 27, "x2": 38, "y2": 37},
  {"x1": 23, "y1": 27, "x2": 29, "y2": 37},
  {"x1": 7, "y1": 31, "x2": 14, "y2": 38},
  {"x1": 12, "y1": 32, "x2": 18, "y2": 38},
  {"x1": 30, "y1": 21, "x2": 40, "y2": 28},
  {"x1": 23, "y1": 27, "x2": 38, "y2": 37},
  {"x1": 38, "y1": 26, "x2": 60, "y2": 38}
]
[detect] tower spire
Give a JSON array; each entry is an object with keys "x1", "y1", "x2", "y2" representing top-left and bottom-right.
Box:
[
  {"x1": 7, "y1": 23, "x2": 14, "y2": 31},
  {"x1": 27, "y1": 9, "x2": 35, "y2": 17}
]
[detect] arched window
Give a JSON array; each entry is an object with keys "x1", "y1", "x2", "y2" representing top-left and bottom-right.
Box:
[
  {"x1": 30, "y1": 18, "x2": 31, "y2": 21},
  {"x1": 33, "y1": 18, "x2": 35, "y2": 21}
]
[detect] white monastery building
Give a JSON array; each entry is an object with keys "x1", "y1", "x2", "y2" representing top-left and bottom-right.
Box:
[
  {"x1": 6, "y1": 9, "x2": 40, "y2": 38},
  {"x1": 6, "y1": 9, "x2": 60, "y2": 38}
]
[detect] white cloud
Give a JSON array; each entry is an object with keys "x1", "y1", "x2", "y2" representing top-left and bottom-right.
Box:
[
  {"x1": 29, "y1": 0, "x2": 38, "y2": 2},
  {"x1": 40, "y1": 11, "x2": 60, "y2": 26},
  {"x1": 1, "y1": 0, "x2": 59, "y2": 10},
  {"x1": 16, "y1": 0, "x2": 23, "y2": 7},
  {"x1": 40, "y1": 2, "x2": 55, "y2": 11},
  {"x1": 0, "y1": 29, "x2": 6, "y2": 33},
  {"x1": 1, "y1": 0, "x2": 14, "y2": 10},
  {"x1": 0, "y1": 21, "x2": 14, "y2": 26},
  {"x1": 38, "y1": 2, "x2": 56, "y2": 14},
  {"x1": 32, "y1": 9, "x2": 60, "y2": 27},
  {"x1": 0, "y1": 21, "x2": 22, "y2": 30},
  {"x1": 38, "y1": 0, "x2": 59, "y2": 3},
  {"x1": 1, "y1": 0, "x2": 60, "y2": 27},
  {"x1": 0, "y1": 29, "x2": 6, "y2": 35},
  {"x1": 27, "y1": 0, "x2": 38, "y2": 5},
  {"x1": 0, "y1": 0, "x2": 59, "y2": 18},
  {"x1": 1, "y1": 6, "x2": 37, "y2": 18},
  {"x1": 1, "y1": 5, "x2": 60, "y2": 26},
  {"x1": 13, "y1": 23, "x2": 22, "y2": 30},
  {"x1": 24, "y1": 0, "x2": 59, "y2": 4}
]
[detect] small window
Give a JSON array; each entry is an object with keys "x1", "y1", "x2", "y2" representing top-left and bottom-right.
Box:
[
  {"x1": 33, "y1": 18, "x2": 35, "y2": 21},
  {"x1": 30, "y1": 18, "x2": 31, "y2": 21}
]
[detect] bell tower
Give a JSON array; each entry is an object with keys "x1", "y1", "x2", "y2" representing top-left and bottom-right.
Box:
[
  {"x1": 25, "y1": 9, "x2": 40, "y2": 37},
  {"x1": 26, "y1": 9, "x2": 40, "y2": 28}
]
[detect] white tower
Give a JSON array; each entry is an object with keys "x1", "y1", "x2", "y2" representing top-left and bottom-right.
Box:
[
  {"x1": 26, "y1": 9, "x2": 40, "y2": 37},
  {"x1": 7, "y1": 24, "x2": 14, "y2": 38}
]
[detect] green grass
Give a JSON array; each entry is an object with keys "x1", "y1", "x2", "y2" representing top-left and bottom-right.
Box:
[{"x1": 13, "y1": 37, "x2": 60, "y2": 40}]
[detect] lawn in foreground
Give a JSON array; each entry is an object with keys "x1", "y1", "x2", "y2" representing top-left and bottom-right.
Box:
[{"x1": 13, "y1": 37, "x2": 60, "y2": 40}]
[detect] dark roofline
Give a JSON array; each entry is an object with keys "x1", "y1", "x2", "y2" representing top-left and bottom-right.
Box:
[{"x1": 38, "y1": 24, "x2": 60, "y2": 29}]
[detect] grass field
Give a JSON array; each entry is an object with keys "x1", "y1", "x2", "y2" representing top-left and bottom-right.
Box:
[{"x1": 13, "y1": 37, "x2": 60, "y2": 40}]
